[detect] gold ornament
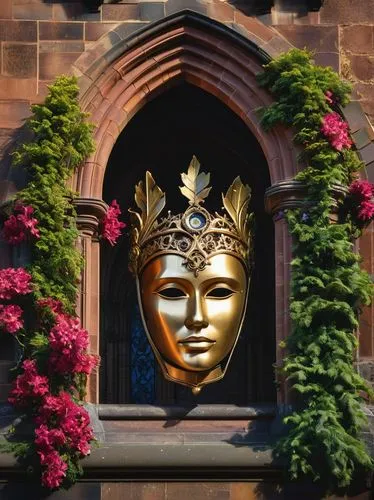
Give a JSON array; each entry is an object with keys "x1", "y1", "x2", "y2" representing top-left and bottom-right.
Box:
[
  {"x1": 129, "y1": 156, "x2": 252, "y2": 277},
  {"x1": 129, "y1": 156, "x2": 252, "y2": 393}
]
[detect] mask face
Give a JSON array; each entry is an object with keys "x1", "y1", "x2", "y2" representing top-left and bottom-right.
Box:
[{"x1": 139, "y1": 253, "x2": 248, "y2": 388}]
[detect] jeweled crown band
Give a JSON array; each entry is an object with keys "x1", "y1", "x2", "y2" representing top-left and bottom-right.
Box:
[{"x1": 129, "y1": 156, "x2": 252, "y2": 276}]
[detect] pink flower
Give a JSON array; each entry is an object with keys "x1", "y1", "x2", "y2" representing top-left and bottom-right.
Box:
[
  {"x1": 2, "y1": 204, "x2": 40, "y2": 245},
  {"x1": 36, "y1": 392, "x2": 94, "y2": 456},
  {"x1": 358, "y1": 200, "x2": 374, "y2": 221},
  {"x1": 0, "y1": 267, "x2": 32, "y2": 300},
  {"x1": 8, "y1": 359, "x2": 49, "y2": 408},
  {"x1": 34, "y1": 392, "x2": 94, "y2": 488},
  {"x1": 101, "y1": 200, "x2": 126, "y2": 246},
  {"x1": 321, "y1": 112, "x2": 352, "y2": 151},
  {"x1": 0, "y1": 304, "x2": 23, "y2": 334},
  {"x1": 37, "y1": 298, "x2": 64, "y2": 316},
  {"x1": 40, "y1": 450, "x2": 67, "y2": 489},
  {"x1": 349, "y1": 180, "x2": 374, "y2": 202},
  {"x1": 48, "y1": 314, "x2": 98, "y2": 376}
]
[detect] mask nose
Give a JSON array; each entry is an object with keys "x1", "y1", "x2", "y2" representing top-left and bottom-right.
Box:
[{"x1": 184, "y1": 292, "x2": 209, "y2": 330}]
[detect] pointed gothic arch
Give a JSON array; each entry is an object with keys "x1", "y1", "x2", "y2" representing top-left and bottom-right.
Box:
[{"x1": 72, "y1": 10, "x2": 299, "y2": 403}]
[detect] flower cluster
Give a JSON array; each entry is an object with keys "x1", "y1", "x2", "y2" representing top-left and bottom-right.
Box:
[
  {"x1": 35, "y1": 392, "x2": 93, "y2": 489},
  {"x1": 101, "y1": 199, "x2": 126, "y2": 246},
  {"x1": 49, "y1": 313, "x2": 98, "y2": 375},
  {"x1": 0, "y1": 268, "x2": 32, "y2": 300},
  {"x1": 37, "y1": 297, "x2": 64, "y2": 316},
  {"x1": 349, "y1": 179, "x2": 374, "y2": 222},
  {"x1": 2, "y1": 204, "x2": 40, "y2": 245},
  {"x1": 321, "y1": 112, "x2": 352, "y2": 151},
  {"x1": 0, "y1": 304, "x2": 23, "y2": 334},
  {"x1": 8, "y1": 359, "x2": 49, "y2": 408}
]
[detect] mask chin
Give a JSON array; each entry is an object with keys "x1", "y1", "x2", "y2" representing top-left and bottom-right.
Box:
[{"x1": 137, "y1": 253, "x2": 249, "y2": 392}]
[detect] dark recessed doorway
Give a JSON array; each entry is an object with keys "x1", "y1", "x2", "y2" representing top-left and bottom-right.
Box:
[{"x1": 100, "y1": 83, "x2": 275, "y2": 405}]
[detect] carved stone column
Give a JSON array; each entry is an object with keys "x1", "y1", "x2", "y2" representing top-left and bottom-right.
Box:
[
  {"x1": 265, "y1": 181, "x2": 347, "y2": 405},
  {"x1": 74, "y1": 198, "x2": 107, "y2": 403}
]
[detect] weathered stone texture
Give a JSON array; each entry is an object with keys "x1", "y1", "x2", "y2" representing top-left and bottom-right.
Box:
[
  {"x1": 2, "y1": 43, "x2": 37, "y2": 77},
  {"x1": 39, "y1": 21, "x2": 84, "y2": 40}
]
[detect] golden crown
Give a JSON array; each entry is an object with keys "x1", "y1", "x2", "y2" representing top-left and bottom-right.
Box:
[{"x1": 129, "y1": 156, "x2": 252, "y2": 276}]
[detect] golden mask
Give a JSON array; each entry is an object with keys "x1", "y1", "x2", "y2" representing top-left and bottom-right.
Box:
[{"x1": 129, "y1": 156, "x2": 252, "y2": 394}]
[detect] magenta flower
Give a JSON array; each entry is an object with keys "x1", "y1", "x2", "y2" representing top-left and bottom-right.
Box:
[
  {"x1": 8, "y1": 359, "x2": 49, "y2": 408},
  {"x1": 349, "y1": 180, "x2": 374, "y2": 201},
  {"x1": 0, "y1": 268, "x2": 32, "y2": 300},
  {"x1": 321, "y1": 112, "x2": 352, "y2": 151},
  {"x1": 0, "y1": 304, "x2": 23, "y2": 334},
  {"x1": 37, "y1": 297, "x2": 64, "y2": 316},
  {"x1": 35, "y1": 392, "x2": 94, "y2": 488},
  {"x1": 3, "y1": 203, "x2": 40, "y2": 245},
  {"x1": 39, "y1": 450, "x2": 68, "y2": 489},
  {"x1": 101, "y1": 199, "x2": 126, "y2": 246},
  {"x1": 48, "y1": 314, "x2": 98, "y2": 375},
  {"x1": 358, "y1": 200, "x2": 374, "y2": 221}
]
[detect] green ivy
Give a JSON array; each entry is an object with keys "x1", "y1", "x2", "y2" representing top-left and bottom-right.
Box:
[
  {"x1": 13, "y1": 76, "x2": 95, "y2": 313},
  {"x1": 3, "y1": 76, "x2": 96, "y2": 487},
  {"x1": 258, "y1": 49, "x2": 374, "y2": 490}
]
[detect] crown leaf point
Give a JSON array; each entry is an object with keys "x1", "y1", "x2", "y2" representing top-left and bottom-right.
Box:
[
  {"x1": 222, "y1": 176, "x2": 251, "y2": 242},
  {"x1": 130, "y1": 157, "x2": 252, "y2": 275},
  {"x1": 180, "y1": 155, "x2": 211, "y2": 205},
  {"x1": 134, "y1": 170, "x2": 165, "y2": 243}
]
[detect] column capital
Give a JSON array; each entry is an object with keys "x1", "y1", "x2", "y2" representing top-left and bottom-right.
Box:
[
  {"x1": 74, "y1": 197, "x2": 108, "y2": 237},
  {"x1": 264, "y1": 180, "x2": 347, "y2": 216}
]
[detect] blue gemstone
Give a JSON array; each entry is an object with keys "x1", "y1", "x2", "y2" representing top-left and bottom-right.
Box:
[{"x1": 188, "y1": 212, "x2": 206, "y2": 230}]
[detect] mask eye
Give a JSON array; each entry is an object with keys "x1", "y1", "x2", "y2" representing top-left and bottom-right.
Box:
[
  {"x1": 206, "y1": 287, "x2": 234, "y2": 299},
  {"x1": 156, "y1": 287, "x2": 187, "y2": 299}
]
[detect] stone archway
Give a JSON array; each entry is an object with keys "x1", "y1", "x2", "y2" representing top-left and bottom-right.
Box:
[
  {"x1": 73, "y1": 11, "x2": 320, "y2": 402},
  {"x1": 72, "y1": 11, "x2": 301, "y2": 404}
]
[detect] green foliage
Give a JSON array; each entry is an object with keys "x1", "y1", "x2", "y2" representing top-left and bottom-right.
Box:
[
  {"x1": 258, "y1": 49, "x2": 374, "y2": 491},
  {"x1": 6, "y1": 76, "x2": 95, "y2": 487},
  {"x1": 13, "y1": 76, "x2": 95, "y2": 313}
]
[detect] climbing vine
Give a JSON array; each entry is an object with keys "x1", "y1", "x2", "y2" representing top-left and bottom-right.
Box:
[
  {"x1": 0, "y1": 76, "x2": 125, "y2": 489},
  {"x1": 258, "y1": 49, "x2": 374, "y2": 490}
]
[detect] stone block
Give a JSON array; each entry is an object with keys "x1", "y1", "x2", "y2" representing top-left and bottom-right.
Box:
[
  {"x1": 0, "y1": 99, "x2": 30, "y2": 128},
  {"x1": 85, "y1": 22, "x2": 120, "y2": 42},
  {"x1": 39, "y1": 40, "x2": 85, "y2": 53},
  {"x1": 165, "y1": 0, "x2": 208, "y2": 16},
  {"x1": 0, "y1": 0, "x2": 12, "y2": 19},
  {"x1": 0, "y1": 77, "x2": 37, "y2": 100},
  {"x1": 0, "y1": 20, "x2": 37, "y2": 42},
  {"x1": 359, "y1": 141, "x2": 374, "y2": 166},
  {"x1": 139, "y1": 2, "x2": 165, "y2": 21},
  {"x1": 167, "y1": 482, "x2": 230, "y2": 500},
  {"x1": 207, "y1": 3, "x2": 235, "y2": 22},
  {"x1": 2, "y1": 43, "x2": 37, "y2": 78},
  {"x1": 320, "y1": 0, "x2": 374, "y2": 23},
  {"x1": 39, "y1": 52, "x2": 78, "y2": 80},
  {"x1": 39, "y1": 21, "x2": 84, "y2": 40},
  {"x1": 102, "y1": 4, "x2": 140, "y2": 21},
  {"x1": 349, "y1": 55, "x2": 374, "y2": 81},
  {"x1": 275, "y1": 25, "x2": 338, "y2": 53},
  {"x1": 314, "y1": 52, "x2": 339, "y2": 72},
  {"x1": 13, "y1": 2, "x2": 53, "y2": 20},
  {"x1": 52, "y1": 3, "x2": 100, "y2": 22},
  {"x1": 342, "y1": 25, "x2": 374, "y2": 54}
]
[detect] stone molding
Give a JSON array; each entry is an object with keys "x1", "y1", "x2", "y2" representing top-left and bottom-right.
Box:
[
  {"x1": 74, "y1": 197, "x2": 108, "y2": 236},
  {"x1": 264, "y1": 180, "x2": 348, "y2": 216}
]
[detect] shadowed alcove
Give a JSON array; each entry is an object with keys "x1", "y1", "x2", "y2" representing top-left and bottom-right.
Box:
[{"x1": 100, "y1": 83, "x2": 275, "y2": 405}]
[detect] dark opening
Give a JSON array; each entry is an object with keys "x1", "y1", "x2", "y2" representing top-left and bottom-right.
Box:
[{"x1": 101, "y1": 83, "x2": 275, "y2": 405}]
